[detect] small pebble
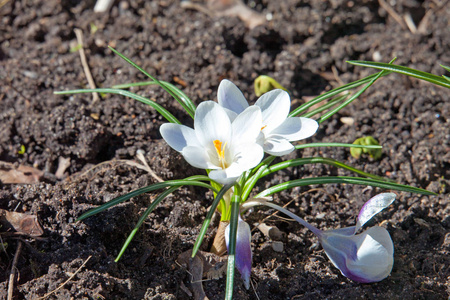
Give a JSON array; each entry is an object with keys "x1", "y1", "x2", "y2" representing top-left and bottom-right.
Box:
[{"x1": 272, "y1": 241, "x2": 284, "y2": 253}]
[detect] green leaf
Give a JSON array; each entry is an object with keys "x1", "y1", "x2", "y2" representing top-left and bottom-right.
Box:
[
  {"x1": 225, "y1": 193, "x2": 241, "y2": 300},
  {"x1": 294, "y1": 142, "x2": 382, "y2": 150},
  {"x1": 300, "y1": 93, "x2": 349, "y2": 119},
  {"x1": 108, "y1": 46, "x2": 196, "y2": 118},
  {"x1": 348, "y1": 61, "x2": 450, "y2": 89},
  {"x1": 55, "y1": 88, "x2": 181, "y2": 124},
  {"x1": 241, "y1": 158, "x2": 275, "y2": 202},
  {"x1": 112, "y1": 80, "x2": 197, "y2": 117},
  {"x1": 191, "y1": 184, "x2": 234, "y2": 257},
  {"x1": 316, "y1": 64, "x2": 390, "y2": 123},
  {"x1": 258, "y1": 157, "x2": 389, "y2": 182},
  {"x1": 289, "y1": 71, "x2": 392, "y2": 117},
  {"x1": 441, "y1": 64, "x2": 450, "y2": 73},
  {"x1": 255, "y1": 176, "x2": 436, "y2": 198},
  {"x1": 77, "y1": 177, "x2": 217, "y2": 221},
  {"x1": 115, "y1": 186, "x2": 178, "y2": 261}
]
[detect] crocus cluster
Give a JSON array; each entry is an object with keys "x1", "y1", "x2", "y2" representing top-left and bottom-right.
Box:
[
  {"x1": 160, "y1": 80, "x2": 396, "y2": 289},
  {"x1": 160, "y1": 80, "x2": 318, "y2": 184}
]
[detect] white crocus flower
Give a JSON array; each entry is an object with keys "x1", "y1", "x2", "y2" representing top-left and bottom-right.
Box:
[
  {"x1": 160, "y1": 101, "x2": 264, "y2": 185},
  {"x1": 217, "y1": 79, "x2": 319, "y2": 156}
]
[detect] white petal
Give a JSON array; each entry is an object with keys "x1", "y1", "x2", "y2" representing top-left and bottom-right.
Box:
[
  {"x1": 209, "y1": 169, "x2": 240, "y2": 185},
  {"x1": 320, "y1": 226, "x2": 394, "y2": 283},
  {"x1": 231, "y1": 106, "x2": 262, "y2": 144},
  {"x1": 229, "y1": 143, "x2": 264, "y2": 173},
  {"x1": 217, "y1": 79, "x2": 249, "y2": 114},
  {"x1": 194, "y1": 101, "x2": 232, "y2": 149},
  {"x1": 263, "y1": 136, "x2": 294, "y2": 156},
  {"x1": 222, "y1": 107, "x2": 239, "y2": 122},
  {"x1": 347, "y1": 227, "x2": 394, "y2": 282},
  {"x1": 255, "y1": 89, "x2": 290, "y2": 132},
  {"x1": 270, "y1": 117, "x2": 318, "y2": 141},
  {"x1": 209, "y1": 143, "x2": 263, "y2": 184},
  {"x1": 181, "y1": 146, "x2": 219, "y2": 169},
  {"x1": 160, "y1": 123, "x2": 199, "y2": 152},
  {"x1": 356, "y1": 193, "x2": 396, "y2": 231}
]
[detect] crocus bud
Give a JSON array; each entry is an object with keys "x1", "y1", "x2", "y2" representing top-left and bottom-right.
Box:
[
  {"x1": 225, "y1": 217, "x2": 252, "y2": 289},
  {"x1": 320, "y1": 225, "x2": 394, "y2": 283},
  {"x1": 318, "y1": 193, "x2": 396, "y2": 283}
]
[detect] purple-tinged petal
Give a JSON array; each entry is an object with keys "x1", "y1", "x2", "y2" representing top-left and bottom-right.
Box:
[
  {"x1": 320, "y1": 226, "x2": 394, "y2": 283},
  {"x1": 217, "y1": 79, "x2": 249, "y2": 114},
  {"x1": 356, "y1": 193, "x2": 396, "y2": 231},
  {"x1": 262, "y1": 135, "x2": 294, "y2": 156},
  {"x1": 270, "y1": 117, "x2": 318, "y2": 142},
  {"x1": 225, "y1": 218, "x2": 252, "y2": 289},
  {"x1": 326, "y1": 226, "x2": 357, "y2": 237},
  {"x1": 160, "y1": 123, "x2": 199, "y2": 152}
]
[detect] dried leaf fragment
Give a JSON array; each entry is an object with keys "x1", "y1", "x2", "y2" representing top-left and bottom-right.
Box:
[
  {"x1": 0, "y1": 209, "x2": 44, "y2": 237},
  {"x1": 0, "y1": 161, "x2": 44, "y2": 184},
  {"x1": 181, "y1": 0, "x2": 266, "y2": 29}
]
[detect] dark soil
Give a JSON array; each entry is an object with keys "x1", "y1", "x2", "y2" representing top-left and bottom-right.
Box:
[{"x1": 1, "y1": 0, "x2": 449, "y2": 299}]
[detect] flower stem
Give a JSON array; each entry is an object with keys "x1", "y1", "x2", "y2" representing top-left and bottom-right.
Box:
[{"x1": 242, "y1": 200, "x2": 322, "y2": 236}]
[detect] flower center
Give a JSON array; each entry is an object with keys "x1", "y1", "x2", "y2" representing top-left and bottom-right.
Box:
[{"x1": 213, "y1": 139, "x2": 228, "y2": 169}]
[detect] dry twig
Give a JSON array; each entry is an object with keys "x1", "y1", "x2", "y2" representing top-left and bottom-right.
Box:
[
  {"x1": 125, "y1": 150, "x2": 164, "y2": 183},
  {"x1": 7, "y1": 241, "x2": 23, "y2": 300},
  {"x1": 378, "y1": 0, "x2": 408, "y2": 30},
  {"x1": 37, "y1": 255, "x2": 92, "y2": 299},
  {"x1": 74, "y1": 28, "x2": 100, "y2": 103}
]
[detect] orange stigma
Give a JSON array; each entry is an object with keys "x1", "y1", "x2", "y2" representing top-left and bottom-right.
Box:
[{"x1": 213, "y1": 140, "x2": 227, "y2": 169}]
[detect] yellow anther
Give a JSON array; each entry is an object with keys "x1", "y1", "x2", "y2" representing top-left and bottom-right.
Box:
[{"x1": 261, "y1": 125, "x2": 267, "y2": 130}]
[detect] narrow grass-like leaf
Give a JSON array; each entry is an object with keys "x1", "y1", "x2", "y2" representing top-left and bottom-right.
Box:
[
  {"x1": 301, "y1": 93, "x2": 349, "y2": 118},
  {"x1": 316, "y1": 66, "x2": 389, "y2": 123},
  {"x1": 258, "y1": 157, "x2": 389, "y2": 182},
  {"x1": 289, "y1": 71, "x2": 392, "y2": 117},
  {"x1": 109, "y1": 46, "x2": 197, "y2": 118},
  {"x1": 191, "y1": 183, "x2": 234, "y2": 257},
  {"x1": 113, "y1": 80, "x2": 197, "y2": 118},
  {"x1": 115, "y1": 186, "x2": 178, "y2": 261},
  {"x1": 55, "y1": 88, "x2": 181, "y2": 124},
  {"x1": 348, "y1": 61, "x2": 450, "y2": 89},
  {"x1": 295, "y1": 143, "x2": 382, "y2": 150},
  {"x1": 225, "y1": 193, "x2": 241, "y2": 300},
  {"x1": 255, "y1": 176, "x2": 436, "y2": 198},
  {"x1": 241, "y1": 162, "x2": 273, "y2": 202},
  {"x1": 77, "y1": 178, "x2": 218, "y2": 221},
  {"x1": 441, "y1": 64, "x2": 450, "y2": 73}
]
